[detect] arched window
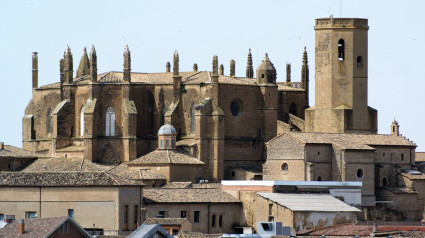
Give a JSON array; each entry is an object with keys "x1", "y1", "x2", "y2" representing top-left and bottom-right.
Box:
[
  {"x1": 383, "y1": 177, "x2": 388, "y2": 187},
  {"x1": 106, "y1": 107, "x2": 115, "y2": 136},
  {"x1": 289, "y1": 103, "x2": 297, "y2": 116},
  {"x1": 80, "y1": 107, "x2": 85, "y2": 136},
  {"x1": 219, "y1": 215, "x2": 223, "y2": 227},
  {"x1": 357, "y1": 56, "x2": 363, "y2": 69},
  {"x1": 338, "y1": 39, "x2": 345, "y2": 61},
  {"x1": 212, "y1": 215, "x2": 216, "y2": 227},
  {"x1": 191, "y1": 104, "x2": 196, "y2": 133},
  {"x1": 46, "y1": 108, "x2": 52, "y2": 134}
]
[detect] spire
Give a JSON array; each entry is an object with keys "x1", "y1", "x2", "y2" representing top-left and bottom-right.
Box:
[
  {"x1": 90, "y1": 45, "x2": 97, "y2": 83},
  {"x1": 64, "y1": 45, "x2": 73, "y2": 84},
  {"x1": 32, "y1": 52, "x2": 38, "y2": 89},
  {"x1": 246, "y1": 48, "x2": 253, "y2": 78},
  {"x1": 123, "y1": 44, "x2": 131, "y2": 83},
  {"x1": 219, "y1": 64, "x2": 224, "y2": 75},
  {"x1": 193, "y1": 63, "x2": 198, "y2": 72},
  {"x1": 230, "y1": 59, "x2": 236, "y2": 78},
  {"x1": 286, "y1": 63, "x2": 291, "y2": 82},
  {"x1": 212, "y1": 55, "x2": 218, "y2": 76},
  {"x1": 301, "y1": 46, "x2": 309, "y2": 109},
  {"x1": 173, "y1": 51, "x2": 179, "y2": 76},
  {"x1": 76, "y1": 47, "x2": 90, "y2": 78},
  {"x1": 166, "y1": 62, "x2": 171, "y2": 72}
]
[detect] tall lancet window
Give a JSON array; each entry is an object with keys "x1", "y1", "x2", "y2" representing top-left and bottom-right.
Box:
[
  {"x1": 46, "y1": 108, "x2": 52, "y2": 135},
  {"x1": 80, "y1": 107, "x2": 85, "y2": 136},
  {"x1": 190, "y1": 103, "x2": 196, "y2": 133},
  {"x1": 106, "y1": 107, "x2": 115, "y2": 136}
]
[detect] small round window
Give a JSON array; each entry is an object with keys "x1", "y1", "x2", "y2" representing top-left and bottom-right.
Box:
[
  {"x1": 230, "y1": 99, "x2": 242, "y2": 117},
  {"x1": 356, "y1": 169, "x2": 364, "y2": 179},
  {"x1": 280, "y1": 162, "x2": 289, "y2": 174}
]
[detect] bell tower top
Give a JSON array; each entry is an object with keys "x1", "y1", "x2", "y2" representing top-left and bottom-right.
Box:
[{"x1": 315, "y1": 18, "x2": 368, "y2": 30}]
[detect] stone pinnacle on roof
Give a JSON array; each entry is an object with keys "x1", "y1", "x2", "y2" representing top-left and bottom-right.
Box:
[
  {"x1": 173, "y1": 51, "x2": 179, "y2": 76},
  {"x1": 90, "y1": 45, "x2": 97, "y2": 83},
  {"x1": 230, "y1": 59, "x2": 236, "y2": 78},
  {"x1": 65, "y1": 44, "x2": 71, "y2": 55},
  {"x1": 212, "y1": 55, "x2": 218, "y2": 76},
  {"x1": 90, "y1": 45, "x2": 96, "y2": 54},
  {"x1": 166, "y1": 61, "x2": 171, "y2": 72},
  {"x1": 124, "y1": 44, "x2": 129, "y2": 53},
  {"x1": 246, "y1": 48, "x2": 254, "y2": 78},
  {"x1": 193, "y1": 63, "x2": 198, "y2": 72},
  {"x1": 76, "y1": 47, "x2": 90, "y2": 78},
  {"x1": 303, "y1": 46, "x2": 308, "y2": 65}
]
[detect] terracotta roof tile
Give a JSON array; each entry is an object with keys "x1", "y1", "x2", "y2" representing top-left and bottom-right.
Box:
[
  {"x1": 0, "y1": 145, "x2": 37, "y2": 159},
  {"x1": 128, "y1": 149, "x2": 204, "y2": 165},
  {"x1": 0, "y1": 171, "x2": 143, "y2": 187},
  {"x1": 143, "y1": 188, "x2": 241, "y2": 204},
  {"x1": 0, "y1": 216, "x2": 72, "y2": 238},
  {"x1": 144, "y1": 218, "x2": 188, "y2": 226}
]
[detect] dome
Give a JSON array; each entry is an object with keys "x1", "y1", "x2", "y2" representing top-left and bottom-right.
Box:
[{"x1": 158, "y1": 124, "x2": 177, "y2": 135}]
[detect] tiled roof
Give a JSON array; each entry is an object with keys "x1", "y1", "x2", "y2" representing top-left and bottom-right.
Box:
[
  {"x1": 144, "y1": 218, "x2": 188, "y2": 226},
  {"x1": 178, "y1": 233, "x2": 222, "y2": 238},
  {"x1": 0, "y1": 216, "x2": 91, "y2": 238},
  {"x1": 143, "y1": 188, "x2": 241, "y2": 204},
  {"x1": 39, "y1": 70, "x2": 302, "y2": 89},
  {"x1": 23, "y1": 157, "x2": 165, "y2": 181},
  {"x1": 0, "y1": 145, "x2": 37, "y2": 159},
  {"x1": 128, "y1": 149, "x2": 204, "y2": 165},
  {"x1": 271, "y1": 132, "x2": 416, "y2": 150},
  {"x1": 161, "y1": 182, "x2": 193, "y2": 188},
  {"x1": 0, "y1": 171, "x2": 143, "y2": 187}
]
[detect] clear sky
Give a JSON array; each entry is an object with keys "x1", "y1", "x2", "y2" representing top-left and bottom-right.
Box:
[{"x1": 1, "y1": 0, "x2": 424, "y2": 151}]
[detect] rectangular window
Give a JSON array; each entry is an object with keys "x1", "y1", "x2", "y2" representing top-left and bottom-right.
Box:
[
  {"x1": 194, "y1": 211, "x2": 200, "y2": 223},
  {"x1": 181, "y1": 211, "x2": 187, "y2": 218},
  {"x1": 68, "y1": 209, "x2": 74, "y2": 218},
  {"x1": 157, "y1": 210, "x2": 166, "y2": 218},
  {"x1": 172, "y1": 229, "x2": 179, "y2": 235},
  {"x1": 0, "y1": 214, "x2": 4, "y2": 221},
  {"x1": 268, "y1": 204, "x2": 273, "y2": 216},
  {"x1": 25, "y1": 212, "x2": 37, "y2": 219},
  {"x1": 124, "y1": 205, "x2": 129, "y2": 230},
  {"x1": 268, "y1": 216, "x2": 274, "y2": 222},
  {"x1": 401, "y1": 154, "x2": 405, "y2": 161},
  {"x1": 134, "y1": 205, "x2": 139, "y2": 230},
  {"x1": 171, "y1": 139, "x2": 176, "y2": 148}
]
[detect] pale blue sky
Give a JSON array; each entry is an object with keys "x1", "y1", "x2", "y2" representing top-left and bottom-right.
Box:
[{"x1": 1, "y1": 0, "x2": 424, "y2": 151}]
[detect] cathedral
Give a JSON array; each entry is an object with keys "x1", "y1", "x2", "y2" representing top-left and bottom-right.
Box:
[{"x1": 23, "y1": 43, "x2": 309, "y2": 181}]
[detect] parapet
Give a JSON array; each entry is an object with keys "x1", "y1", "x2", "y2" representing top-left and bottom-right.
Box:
[{"x1": 315, "y1": 18, "x2": 368, "y2": 30}]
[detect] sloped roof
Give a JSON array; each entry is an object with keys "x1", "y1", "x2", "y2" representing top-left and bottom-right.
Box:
[
  {"x1": 128, "y1": 224, "x2": 173, "y2": 238},
  {"x1": 0, "y1": 145, "x2": 37, "y2": 159},
  {"x1": 38, "y1": 70, "x2": 302, "y2": 90},
  {"x1": 258, "y1": 193, "x2": 360, "y2": 212},
  {"x1": 161, "y1": 182, "x2": 193, "y2": 188},
  {"x1": 23, "y1": 157, "x2": 165, "y2": 181},
  {"x1": 128, "y1": 149, "x2": 204, "y2": 165},
  {"x1": 0, "y1": 216, "x2": 91, "y2": 238},
  {"x1": 144, "y1": 218, "x2": 188, "y2": 226},
  {"x1": 269, "y1": 132, "x2": 416, "y2": 150},
  {"x1": 143, "y1": 188, "x2": 241, "y2": 204},
  {"x1": 0, "y1": 171, "x2": 143, "y2": 187}
]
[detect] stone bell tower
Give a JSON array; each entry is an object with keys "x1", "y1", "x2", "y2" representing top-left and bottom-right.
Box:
[{"x1": 305, "y1": 18, "x2": 377, "y2": 134}]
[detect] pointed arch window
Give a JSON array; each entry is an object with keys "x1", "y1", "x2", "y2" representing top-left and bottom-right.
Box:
[
  {"x1": 338, "y1": 39, "x2": 345, "y2": 61},
  {"x1": 106, "y1": 107, "x2": 115, "y2": 136},
  {"x1": 46, "y1": 108, "x2": 52, "y2": 134},
  {"x1": 191, "y1": 103, "x2": 196, "y2": 133},
  {"x1": 80, "y1": 107, "x2": 85, "y2": 136}
]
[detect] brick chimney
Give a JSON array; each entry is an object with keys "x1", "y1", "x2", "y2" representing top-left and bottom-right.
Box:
[
  {"x1": 17, "y1": 219, "x2": 25, "y2": 235},
  {"x1": 0, "y1": 142, "x2": 4, "y2": 150}
]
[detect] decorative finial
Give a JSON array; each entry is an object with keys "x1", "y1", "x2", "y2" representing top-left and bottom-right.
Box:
[
  {"x1": 125, "y1": 44, "x2": 129, "y2": 53},
  {"x1": 166, "y1": 62, "x2": 171, "y2": 72},
  {"x1": 90, "y1": 45, "x2": 96, "y2": 54},
  {"x1": 246, "y1": 48, "x2": 253, "y2": 78},
  {"x1": 65, "y1": 45, "x2": 71, "y2": 55},
  {"x1": 286, "y1": 63, "x2": 291, "y2": 82},
  {"x1": 302, "y1": 46, "x2": 308, "y2": 65},
  {"x1": 83, "y1": 47, "x2": 87, "y2": 53},
  {"x1": 219, "y1": 64, "x2": 224, "y2": 75}
]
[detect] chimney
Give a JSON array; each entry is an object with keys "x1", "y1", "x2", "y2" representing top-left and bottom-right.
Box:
[
  {"x1": 0, "y1": 142, "x2": 4, "y2": 150},
  {"x1": 17, "y1": 219, "x2": 25, "y2": 235}
]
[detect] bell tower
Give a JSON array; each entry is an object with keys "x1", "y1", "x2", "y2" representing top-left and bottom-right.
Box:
[{"x1": 305, "y1": 18, "x2": 377, "y2": 134}]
